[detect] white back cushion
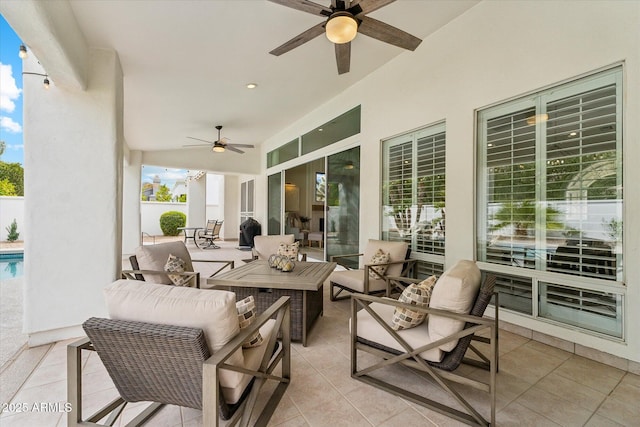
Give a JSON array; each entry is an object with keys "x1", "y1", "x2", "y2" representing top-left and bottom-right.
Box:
[
  {"x1": 428, "y1": 260, "x2": 481, "y2": 352},
  {"x1": 103, "y1": 280, "x2": 246, "y2": 392},
  {"x1": 253, "y1": 234, "x2": 294, "y2": 260},
  {"x1": 363, "y1": 239, "x2": 408, "y2": 277},
  {"x1": 134, "y1": 241, "x2": 194, "y2": 284}
]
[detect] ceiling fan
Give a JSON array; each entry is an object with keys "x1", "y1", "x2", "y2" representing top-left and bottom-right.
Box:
[
  {"x1": 268, "y1": 0, "x2": 422, "y2": 74},
  {"x1": 184, "y1": 125, "x2": 255, "y2": 154}
]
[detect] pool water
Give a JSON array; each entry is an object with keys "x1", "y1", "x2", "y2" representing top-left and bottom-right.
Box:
[{"x1": 0, "y1": 253, "x2": 24, "y2": 280}]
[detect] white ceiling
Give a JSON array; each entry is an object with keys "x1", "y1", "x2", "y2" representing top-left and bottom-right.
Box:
[{"x1": 67, "y1": 0, "x2": 478, "y2": 154}]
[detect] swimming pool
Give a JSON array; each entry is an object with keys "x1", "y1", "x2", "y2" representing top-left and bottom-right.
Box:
[{"x1": 0, "y1": 252, "x2": 24, "y2": 280}]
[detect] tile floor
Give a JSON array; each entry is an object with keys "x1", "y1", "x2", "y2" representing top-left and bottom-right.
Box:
[{"x1": 1, "y1": 241, "x2": 638, "y2": 426}]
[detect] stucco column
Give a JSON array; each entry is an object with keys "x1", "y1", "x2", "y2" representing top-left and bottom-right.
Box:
[
  {"x1": 224, "y1": 175, "x2": 240, "y2": 240},
  {"x1": 122, "y1": 150, "x2": 142, "y2": 254},
  {"x1": 187, "y1": 175, "x2": 206, "y2": 227},
  {"x1": 23, "y1": 50, "x2": 123, "y2": 345}
]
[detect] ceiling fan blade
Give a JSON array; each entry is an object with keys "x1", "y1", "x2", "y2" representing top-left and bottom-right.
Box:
[
  {"x1": 228, "y1": 144, "x2": 255, "y2": 148},
  {"x1": 268, "y1": 0, "x2": 332, "y2": 17},
  {"x1": 226, "y1": 146, "x2": 245, "y2": 154},
  {"x1": 186, "y1": 136, "x2": 215, "y2": 144},
  {"x1": 335, "y1": 42, "x2": 351, "y2": 75},
  {"x1": 349, "y1": 0, "x2": 395, "y2": 16},
  {"x1": 358, "y1": 15, "x2": 422, "y2": 51},
  {"x1": 270, "y1": 22, "x2": 326, "y2": 56},
  {"x1": 183, "y1": 144, "x2": 211, "y2": 147}
]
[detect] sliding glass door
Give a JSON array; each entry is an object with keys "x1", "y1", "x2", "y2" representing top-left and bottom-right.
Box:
[
  {"x1": 326, "y1": 147, "x2": 360, "y2": 264},
  {"x1": 267, "y1": 172, "x2": 282, "y2": 235}
]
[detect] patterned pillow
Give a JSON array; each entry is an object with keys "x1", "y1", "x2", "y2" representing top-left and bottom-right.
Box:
[
  {"x1": 236, "y1": 296, "x2": 264, "y2": 348},
  {"x1": 277, "y1": 241, "x2": 300, "y2": 260},
  {"x1": 368, "y1": 248, "x2": 390, "y2": 279},
  {"x1": 391, "y1": 275, "x2": 437, "y2": 330},
  {"x1": 164, "y1": 254, "x2": 191, "y2": 286}
]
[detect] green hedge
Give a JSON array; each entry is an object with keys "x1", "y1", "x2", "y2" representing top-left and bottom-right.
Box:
[{"x1": 159, "y1": 211, "x2": 186, "y2": 236}]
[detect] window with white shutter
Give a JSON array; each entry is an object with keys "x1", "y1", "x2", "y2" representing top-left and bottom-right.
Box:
[
  {"x1": 477, "y1": 66, "x2": 624, "y2": 338},
  {"x1": 382, "y1": 123, "x2": 446, "y2": 271}
]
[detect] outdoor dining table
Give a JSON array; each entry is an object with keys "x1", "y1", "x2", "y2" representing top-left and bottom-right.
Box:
[
  {"x1": 207, "y1": 260, "x2": 337, "y2": 346},
  {"x1": 177, "y1": 226, "x2": 202, "y2": 248}
]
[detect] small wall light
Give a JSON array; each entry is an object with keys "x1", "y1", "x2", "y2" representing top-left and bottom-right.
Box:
[
  {"x1": 23, "y1": 72, "x2": 51, "y2": 89},
  {"x1": 19, "y1": 44, "x2": 28, "y2": 59}
]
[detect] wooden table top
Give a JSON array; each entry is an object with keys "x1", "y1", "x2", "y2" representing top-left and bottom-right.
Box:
[{"x1": 207, "y1": 260, "x2": 337, "y2": 291}]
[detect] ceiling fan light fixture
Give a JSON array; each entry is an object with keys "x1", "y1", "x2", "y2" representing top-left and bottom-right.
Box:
[
  {"x1": 212, "y1": 145, "x2": 225, "y2": 153},
  {"x1": 326, "y1": 12, "x2": 357, "y2": 44}
]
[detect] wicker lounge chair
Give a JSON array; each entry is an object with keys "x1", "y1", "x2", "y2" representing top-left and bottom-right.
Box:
[
  {"x1": 350, "y1": 261, "x2": 498, "y2": 426},
  {"x1": 68, "y1": 280, "x2": 291, "y2": 427},
  {"x1": 122, "y1": 240, "x2": 234, "y2": 288}
]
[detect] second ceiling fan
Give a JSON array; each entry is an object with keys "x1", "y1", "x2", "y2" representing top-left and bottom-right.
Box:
[
  {"x1": 269, "y1": 0, "x2": 422, "y2": 74},
  {"x1": 185, "y1": 126, "x2": 254, "y2": 154}
]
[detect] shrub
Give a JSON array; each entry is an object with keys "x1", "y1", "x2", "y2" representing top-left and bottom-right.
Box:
[
  {"x1": 5, "y1": 218, "x2": 19, "y2": 242},
  {"x1": 159, "y1": 211, "x2": 186, "y2": 236}
]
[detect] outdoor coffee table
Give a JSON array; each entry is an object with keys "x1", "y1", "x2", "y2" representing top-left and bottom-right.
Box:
[{"x1": 207, "y1": 260, "x2": 336, "y2": 346}]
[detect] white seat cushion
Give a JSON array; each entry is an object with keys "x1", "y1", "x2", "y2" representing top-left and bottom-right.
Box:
[
  {"x1": 353, "y1": 302, "x2": 443, "y2": 362},
  {"x1": 135, "y1": 241, "x2": 194, "y2": 284},
  {"x1": 104, "y1": 280, "x2": 248, "y2": 402},
  {"x1": 329, "y1": 269, "x2": 387, "y2": 293},
  {"x1": 428, "y1": 260, "x2": 481, "y2": 352}
]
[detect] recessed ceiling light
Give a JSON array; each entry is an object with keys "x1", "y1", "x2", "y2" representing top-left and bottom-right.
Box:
[
  {"x1": 318, "y1": 128, "x2": 323, "y2": 132},
  {"x1": 488, "y1": 143, "x2": 493, "y2": 147},
  {"x1": 246, "y1": 83, "x2": 257, "y2": 89},
  {"x1": 569, "y1": 132, "x2": 577, "y2": 137}
]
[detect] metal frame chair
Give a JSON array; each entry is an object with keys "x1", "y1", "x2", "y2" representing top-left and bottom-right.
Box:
[
  {"x1": 68, "y1": 296, "x2": 291, "y2": 427},
  {"x1": 350, "y1": 275, "x2": 498, "y2": 426},
  {"x1": 121, "y1": 241, "x2": 234, "y2": 288},
  {"x1": 329, "y1": 239, "x2": 417, "y2": 301},
  {"x1": 198, "y1": 220, "x2": 224, "y2": 249}
]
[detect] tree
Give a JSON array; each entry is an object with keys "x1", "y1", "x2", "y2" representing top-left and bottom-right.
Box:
[
  {"x1": 0, "y1": 178, "x2": 16, "y2": 196},
  {"x1": 154, "y1": 184, "x2": 173, "y2": 202},
  {"x1": 491, "y1": 200, "x2": 564, "y2": 236},
  {"x1": 0, "y1": 162, "x2": 24, "y2": 196}
]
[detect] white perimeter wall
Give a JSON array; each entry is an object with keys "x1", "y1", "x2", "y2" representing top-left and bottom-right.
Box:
[
  {"x1": 0, "y1": 197, "x2": 25, "y2": 243},
  {"x1": 259, "y1": 1, "x2": 640, "y2": 362}
]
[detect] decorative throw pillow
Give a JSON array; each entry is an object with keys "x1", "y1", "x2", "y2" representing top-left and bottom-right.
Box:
[
  {"x1": 391, "y1": 275, "x2": 437, "y2": 330},
  {"x1": 277, "y1": 241, "x2": 300, "y2": 261},
  {"x1": 368, "y1": 248, "x2": 390, "y2": 279},
  {"x1": 164, "y1": 254, "x2": 191, "y2": 286},
  {"x1": 236, "y1": 296, "x2": 264, "y2": 348}
]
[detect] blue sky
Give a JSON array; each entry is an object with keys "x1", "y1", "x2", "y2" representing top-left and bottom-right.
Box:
[
  {"x1": 141, "y1": 165, "x2": 188, "y2": 189},
  {"x1": 0, "y1": 14, "x2": 24, "y2": 165}
]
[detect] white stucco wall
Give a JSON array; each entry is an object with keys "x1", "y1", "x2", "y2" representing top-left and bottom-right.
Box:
[
  {"x1": 259, "y1": 1, "x2": 640, "y2": 362},
  {"x1": 122, "y1": 150, "x2": 142, "y2": 254},
  {"x1": 22, "y1": 49, "x2": 124, "y2": 345},
  {"x1": 0, "y1": 197, "x2": 25, "y2": 243},
  {"x1": 186, "y1": 176, "x2": 206, "y2": 228}
]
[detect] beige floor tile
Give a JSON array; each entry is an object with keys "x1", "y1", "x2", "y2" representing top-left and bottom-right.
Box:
[
  {"x1": 554, "y1": 355, "x2": 625, "y2": 394},
  {"x1": 0, "y1": 409, "x2": 62, "y2": 427},
  {"x1": 515, "y1": 385, "x2": 593, "y2": 426},
  {"x1": 497, "y1": 343, "x2": 566, "y2": 385},
  {"x1": 19, "y1": 360, "x2": 68, "y2": 389},
  {"x1": 10, "y1": 378, "x2": 67, "y2": 407},
  {"x1": 318, "y1": 360, "x2": 361, "y2": 395},
  {"x1": 522, "y1": 340, "x2": 573, "y2": 362},
  {"x1": 409, "y1": 402, "x2": 469, "y2": 427},
  {"x1": 535, "y1": 373, "x2": 607, "y2": 411},
  {"x1": 270, "y1": 414, "x2": 310, "y2": 427},
  {"x1": 299, "y1": 398, "x2": 371, "y2": 426},
  {"x1": 286, "y1": 373, "x2": 339, "y2": 413},
  {"x1": 619, "y1": 372, "x2": 640, "y2": 390},
  {"x1": 583, "y1": 413, "x2": 625, "y2": 427},
  {"x1": 343, "y1": 383, "x2": 410, "y2": 425},
  {"x1": 376, "y1": 407, "x2": 436, "y2": 426},
  {"x1": 497, "y1": 401, "x2": 562, "y2": 426},
  {"x1": 79, "y1": 386, "x2": 121, "y2": 418},
  {"x1": 596, "y1": 393, "x2": 640, "y2": 426},
  {"x1": 607, "y1": 380, "x2": 640, "y2": 410},
  {"x1": 265, "y1": 394, "x2": 301, "y2": 426}
]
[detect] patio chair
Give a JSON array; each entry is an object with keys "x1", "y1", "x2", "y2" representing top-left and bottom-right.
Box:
[
  {"x1": 350, "y1": 260, "x2": 498, "y2": 426},
  {"x1": 252, "y1": 234, "x2": 307, "y2": 262},
  {"x1": 329, "y1": 239, "x2": 417, "y2": 301},
  {"x1": 198, "y1": 219, "x2": 223, "y2": 249},
  {"x1": 121, "y1": 240, "x2": 234, "y2": 288},
  {"x1": 68, "y1": 280, "x2": 291, "y2": 427}
]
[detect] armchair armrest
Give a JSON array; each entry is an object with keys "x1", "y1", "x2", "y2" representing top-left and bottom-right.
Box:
[
  {"x1": 191, "y1": 259, "x2": 235, "y2": 277},
  {"x1": 330, "y1": 252, "x2": 364, "y2": 269},
  {"x1": 120, "y1": 269, "x2": 201, "y2": 288},
  {"x1": 203, "y1": 296, "x2": 291, "y2": 425}
]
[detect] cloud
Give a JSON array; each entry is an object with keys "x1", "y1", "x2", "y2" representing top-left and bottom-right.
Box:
[
  {"x1": 0, "y1": 63, "x2": 22, "y2": 113},
  {"x1": 0, "y1": 116, "x2": 22, "y2": 133}
]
